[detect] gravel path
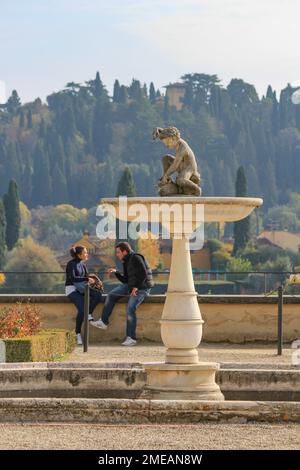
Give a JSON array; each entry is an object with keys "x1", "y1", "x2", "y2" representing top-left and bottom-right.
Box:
[
  {"x1": 66, "y1": 342, "x2": 297, "y2": 368},
  {"x1": 0, "y1": 423, "x2": 300, "y2": 450}
]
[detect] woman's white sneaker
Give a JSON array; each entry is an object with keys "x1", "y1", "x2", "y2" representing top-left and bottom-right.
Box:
[
  {"x1": 90, "y1": 319, "x2": 108, "y2": 330},
  {"x1": 76, "y1": 333, "x2": 83, "y2": 345},
  {"x1": 122, "y1": 337, "x2": 137, "y2": 346}
]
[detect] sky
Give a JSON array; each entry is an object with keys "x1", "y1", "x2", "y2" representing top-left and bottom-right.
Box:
[{"x1": 1, "y1": 0, "x2": 300, "y2": 104}]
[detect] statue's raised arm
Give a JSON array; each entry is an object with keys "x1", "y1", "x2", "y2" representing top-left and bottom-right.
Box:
[{"x1": 153, "y1": 127, "x2": 201, "y2": 196}]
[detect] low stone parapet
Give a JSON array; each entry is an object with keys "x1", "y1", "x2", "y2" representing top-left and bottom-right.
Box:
[{"x1": 1, "y1": 294, "x2": 300, "y2": 343}]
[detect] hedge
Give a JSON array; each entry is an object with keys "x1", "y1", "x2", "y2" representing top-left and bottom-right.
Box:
[{"x1": 2, "y1": 329, "x2": 76, "y2": 362}]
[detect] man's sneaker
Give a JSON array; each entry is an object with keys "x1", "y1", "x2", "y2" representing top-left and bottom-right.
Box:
[
  {"x1": 90, "y1": 319, "x2": 108, "y2": 330},
  {"x1": 76, "y1": 333, "x2": 83, "y2": 345},
  {"x1": 122, "y1": 337, "x2": 137, "y2": 346},
  {"x1": 88, "y1": 314, "x2": 95, "y2": 321}
]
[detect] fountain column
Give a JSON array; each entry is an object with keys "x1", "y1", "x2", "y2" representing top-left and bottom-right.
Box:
[{"x1": 161, "y1": 236, "x2": 203, "y2": 364}]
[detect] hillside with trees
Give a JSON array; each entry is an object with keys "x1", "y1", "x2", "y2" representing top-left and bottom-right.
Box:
[{"x1": 1, "y1": 71, "x2": 300, "y2": 212}]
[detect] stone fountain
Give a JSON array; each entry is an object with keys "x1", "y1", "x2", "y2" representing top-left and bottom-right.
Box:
[{"x1": 101, "y1": 127, "x2": 263, "y2": 400}]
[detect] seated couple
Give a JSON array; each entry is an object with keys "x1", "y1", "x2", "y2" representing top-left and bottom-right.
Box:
[{"x1": 65, "y1": 242, "x2": 154, "y2": 346}]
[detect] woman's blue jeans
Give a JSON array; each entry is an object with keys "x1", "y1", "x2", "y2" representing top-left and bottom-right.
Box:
[
  {"x1": 68, "y1": 289, "x2": 102, "y2": 334},
  {"x1": 101, "y1": 284, "x2": 150, "y2": 340}
]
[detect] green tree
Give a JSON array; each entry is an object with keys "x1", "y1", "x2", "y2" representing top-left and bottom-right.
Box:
[
  {"x1": 181, "y1": 73, "x2": 221, "y2": 110},
  {"x1": 149, "y1": 82, "x2": 156, "y2": 103},
  {"x1": 86, "y1": 71, "x2": 107, "y2": 100},
  {"x1": 233, "y1": 166, "x2": 250, "y2": 255},
  {"x1": 0, "y1": 199, "x2": 7, "y2": 268},
  {"x1": 19, "y1": 110, "x2": 25, "y2": 128},
  {"x1": 27, "y1": 109, "x2": 33, "y2": 129},
  {"x1": 3, "y1": 237, "x2": 63, "y2": 293},
  {"x1": 61, "y1": 106, "x2": 76, "y2": 138},
  {"x1": 163, "y1": 95, "x2": 170, "y2": 123},
  {"x1": 116, "y1": 166, "x2": 137, "y2": 196},
  {"x1": 113, "y1": 79, "x2": 121, "y2": 102},
  {"x1": 118, "y1": 85, "x2": 128, "y2": 104},
  {"x1": 3, "y1": 179, "x2": 21, "y2": 251},
  {"x1": 52, "y1": 164, "x2": 68, "y2": 204},
  {"x1": 31, "y1": 142, "x2": 52, "y2": 206},
  {"x1": 129, "y1": 79, "x2": 142, "y2": 101},
  {"x1": 6, "y1": 90, "x2": 21, "y2": 114},
  {"x1": 183, "y1": 81, "x2": 193, "y2": 107},
  {"x1": 227, "y1": 79, "x2": 259, "y2": 107}
]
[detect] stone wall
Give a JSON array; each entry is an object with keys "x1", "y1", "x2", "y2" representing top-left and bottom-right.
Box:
[{"x1": 1, "y1": 294, "x2": 300, "y2": 343}]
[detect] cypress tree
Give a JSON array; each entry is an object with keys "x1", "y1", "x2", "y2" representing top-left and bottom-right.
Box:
[
  {"x1": 61, "y1": 106, "x2": 76, "y2": 138},
  {"x1": 19, "y1": 110, "x2": 25, "y2": 128},
  {"x1": 38, "y1": 118, "x2": 46, "y2": 138},
  {"x1": 116, "y1": 166, "x2": 136, "y2": 197},
  {"x1": 113, "y1": 80, "x2": 120, "y2": 102},
  {"x1": 31, "y1": 142, "x2": 52, "y2": 206},
  {"x1": 163, "y1": 95, "x2": 170, "y2": 123},
  {"x1": 21, "y1": 153, "x2": 33, "y2": 206},
  {"x1": 94, "y1": 71, "x2": 104, "y2": 99},
  {"x1": 266, "y1": 85, "x2": 273, "y2": 100},
  {"x1": 52, "y1": 164, "x2": 68, "y2": 204},
  {"x1": 27, "y1": 109, "x2": 33, "y2": 129},
  {"x1": 183, "y1": 82, "x2": 193, "y2": 107},
  {"x1": 0, "y1": 199, "x2": 7, "y2": 268},
  {"x1": 6, "y1": 142, "x2": 20, "y2": 179},
  {"x1": 92, "y1": 99, "x2": 112, "y2": 161},
  {"x1": 6, "y1": 90, "x2": 21, "y2": 114},
  {"x1": 3, "y1": 179, "x2": 21, "y2": 251},
  {"x1": 129, "y1": 79, "x2": 142, "y2": 101},
  {"x1": 233, "y1": 166, "x2": 250, "y2": 255},
  {"x1": 142, "y1": 83, "x2": 148, "y2": 98},
  {"x1": 118, "y1": 86, "x2": 128, "y2": 104},
  {"x1": 149, "y1": 82, "x2": 156, "y2": 103}
]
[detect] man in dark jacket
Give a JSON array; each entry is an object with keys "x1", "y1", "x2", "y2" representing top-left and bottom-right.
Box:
[{"x1": 91, "y1": 242, "x2": 154, "y2": 346}]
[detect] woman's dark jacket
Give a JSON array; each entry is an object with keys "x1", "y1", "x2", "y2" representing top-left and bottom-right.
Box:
[{"x1": 65, "y1": 258, "x2": 89, "y2": 286}]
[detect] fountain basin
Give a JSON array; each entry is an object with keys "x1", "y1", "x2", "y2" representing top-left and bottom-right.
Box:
[{"x1": 101, "y1": 196, "x2": 263, "y2": 224}]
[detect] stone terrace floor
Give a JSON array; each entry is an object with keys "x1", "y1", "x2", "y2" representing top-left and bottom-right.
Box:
[{"x1": 64, "y1": 341, "x2": 298, "y2": 368}]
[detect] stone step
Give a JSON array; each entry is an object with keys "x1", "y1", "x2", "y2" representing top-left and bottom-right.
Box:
[
  {"x1": 0, "y1": 398, "x2": 299, "y2": 423},
  {"x1": 0, "y1": 363, "x2": 300, "y2": 401}
]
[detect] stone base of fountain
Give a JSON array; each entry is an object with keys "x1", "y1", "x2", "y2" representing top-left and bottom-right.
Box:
[{"x1": 141, "y1": 362, "x2": 224, "y2": 400}]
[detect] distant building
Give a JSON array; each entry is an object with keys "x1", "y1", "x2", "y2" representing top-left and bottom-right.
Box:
[
  {"x1": 57, "y1": 231, "x2": 115, "y2": 272},
  {"x1": 57, "y1": 230, "x2": 211, "y2": 273},
  {"x1": 257, "y1": 230, "x2": 300, "y2": 253},
  {"x1": 160, "y1": 238, "x2": 211, "y2": 270},
  {"x1": 164, "y1": 82, "x2": 186, "y2": 111}
]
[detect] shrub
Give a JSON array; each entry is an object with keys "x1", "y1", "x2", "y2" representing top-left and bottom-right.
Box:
[
  {"x1": 227, "y1": 256, "x2": 252, "y2": 282},
  {"x1": 0, "y1": 301, "x2": 41, "y2": 339},
  {"x1": 3, "y1": 329, "x2": 76, "y2": 362}
]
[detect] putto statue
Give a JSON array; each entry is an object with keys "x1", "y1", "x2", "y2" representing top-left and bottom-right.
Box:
[{"x1": 153, "y1": 127, "x2": 201, "y2": 196}]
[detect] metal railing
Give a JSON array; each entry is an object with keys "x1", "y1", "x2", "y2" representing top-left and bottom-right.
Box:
[{"x1": 0, "y1": 270, "x2": 297, "y2": 295}]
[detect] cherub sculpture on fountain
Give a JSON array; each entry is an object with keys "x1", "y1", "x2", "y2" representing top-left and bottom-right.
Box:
[{"x1": 153, "y1": 126, "x2": 201, "y2": 196}]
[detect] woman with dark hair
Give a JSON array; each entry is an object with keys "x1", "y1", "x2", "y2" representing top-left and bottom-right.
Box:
[{"x1": 65, "y1": 245, "x2": 102, "y2": 345}]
